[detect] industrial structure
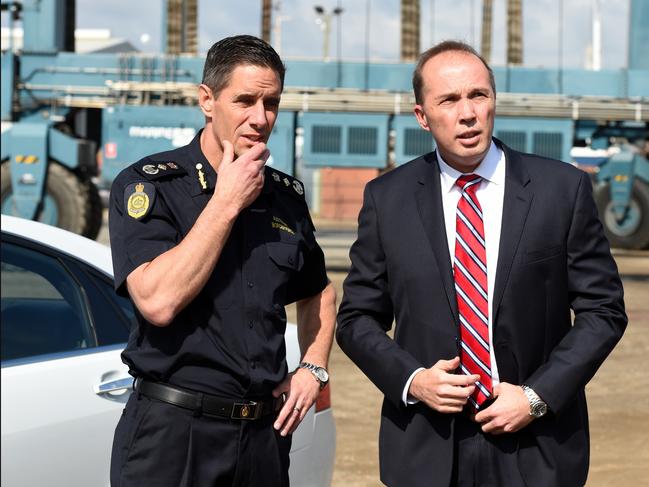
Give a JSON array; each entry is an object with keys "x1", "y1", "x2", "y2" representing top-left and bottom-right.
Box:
[
  {"x1": 400, "y1": 0, "x2": 419, "y2": 62},
  {"x1": 1, "y1": 0, "x2": 648, "y2": 249},
  {"x1": 164, "y1": 0, "x2": 197, "y2": 55}
]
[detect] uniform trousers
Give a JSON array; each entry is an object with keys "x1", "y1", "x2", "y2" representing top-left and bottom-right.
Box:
[
  {"x1": 451, "y1": 414, "x2": 527, "y2": 487},
  {"x1": 110, "y1": 392, "x2": 292, "y2": 487}
]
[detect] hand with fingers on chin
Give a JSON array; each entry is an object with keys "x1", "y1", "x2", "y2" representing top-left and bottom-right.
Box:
[
  {"x1": 271, "y1": 367, "x2": 321, "y2": 437},
  {"x1": 409, "y1": 357, "x2": 480, "y2": 414},
  {"x1": 213, "y1": 140, "x2": 270, "y2": 215},
  {"x1": 473, "y1": 382, "x2": 533, "y2": 434}
]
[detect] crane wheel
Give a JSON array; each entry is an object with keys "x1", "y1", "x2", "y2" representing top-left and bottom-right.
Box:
[
  {"x1": 1, "y1": 162, "x2": 103, "y2": 240},
  {"x1": 594, "y1": 180, "x2": 649, "y2": 250}
]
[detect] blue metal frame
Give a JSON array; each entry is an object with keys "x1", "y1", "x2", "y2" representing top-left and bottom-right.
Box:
[
  {"x1": 493, "y1": 117, "x2": 574, "y2": 163},
  {"x1": 393, "y1": 114, "x2": 435, "y2": 166},
  {"x1": 301, "y1": 112, "x2": 389, "y2": 168},
  {"x1": 629, "y1": 0, "x2": 649, "y2": 70},
  {"x1": 7, "y1": 121, "x2": 49, "y2": 219}
]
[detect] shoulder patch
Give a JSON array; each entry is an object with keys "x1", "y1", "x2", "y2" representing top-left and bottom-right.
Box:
[
  {"x1": 124, "y1": 182, "x2": 156, "y2": 220},
  {"x1": 134, "y1": 161, "x2": 187, "y2": 180},
  {"x1": 268, "y1": 169, "x2": 305, "y2": 200}
]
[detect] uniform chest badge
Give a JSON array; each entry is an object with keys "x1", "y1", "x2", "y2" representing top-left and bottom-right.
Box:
[
  {"x1": 124, "y1": 181, "x2": 156, "y2": 220},
  {"x1": 272, "y1": 172, "x2": 281, "y2": 182},
  {"x1": 272, "y1": 215, "x2": 295, "y2": 235}
]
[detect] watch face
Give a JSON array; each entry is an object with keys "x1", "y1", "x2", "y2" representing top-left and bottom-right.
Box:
[
  {"x1": 532, "y1": 402, "x2": 547, "y2": 418},
  {"x1": 315, "y1": 367, "x2": 329, "y2": 383}
]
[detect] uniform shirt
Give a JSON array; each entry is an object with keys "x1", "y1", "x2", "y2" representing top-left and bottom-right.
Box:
[{"x1": 109, "y1": 131, "x2": 328, "y2": 399}]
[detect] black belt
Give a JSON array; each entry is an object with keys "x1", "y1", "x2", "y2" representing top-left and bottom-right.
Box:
[{"x1": 135, "y1": 379, "x2": 282, "y2": 420}]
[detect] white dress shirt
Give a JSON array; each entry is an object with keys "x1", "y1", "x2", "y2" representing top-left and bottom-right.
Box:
[{"x1": 402, "y1": 141, "x2": 506, "y2": 405}]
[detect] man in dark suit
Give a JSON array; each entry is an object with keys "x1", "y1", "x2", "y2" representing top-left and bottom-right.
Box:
[{"x1": 336, "y1": 40, "x2": 627, "y2": 487}]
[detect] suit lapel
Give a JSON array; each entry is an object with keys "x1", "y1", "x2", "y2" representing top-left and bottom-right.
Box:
[
  {"x1": 492, "y1": 142, "x2": 533, "y2": 322},
  {"x1": 415, "y1": 152, "x2": 458, "y2": 320}
]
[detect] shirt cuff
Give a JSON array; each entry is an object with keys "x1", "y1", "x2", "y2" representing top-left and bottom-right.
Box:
[{"x1": 402, "y1": 367, "x2": 426, "y2": 406}]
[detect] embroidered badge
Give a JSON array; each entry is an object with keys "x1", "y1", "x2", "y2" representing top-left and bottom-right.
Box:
[
  {"x1": 195, "y1": 163, "x2": 207, "y2": 190},
  {"x1": 272, "y1": 216, "x2": 295, "y2": 235},
  {"x1": 268, "y1": 170, "x2": 305, "y2": 201},
  {"x1": 127, "y1": 183, "x2": 150, "y2": 219},
  {"x1": 142, "y1": 164, "x2": 159, "y2": 175}
]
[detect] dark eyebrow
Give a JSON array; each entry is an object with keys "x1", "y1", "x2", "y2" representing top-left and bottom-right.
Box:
[
  {"x1": 232, "y1": 93, "x2": 256, "y2": 102},
  {"x1": 231, "y1": 93, "x2": 281, "y2": 106},
  {"x1": 469, "y1": 88, "x2": 490, "y2": 96},
  {"x1": 435, "y1": 92, "x2": 460, "y2": 102}
]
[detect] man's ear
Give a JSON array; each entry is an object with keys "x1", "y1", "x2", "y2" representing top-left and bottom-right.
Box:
[
  {"x1": 198, "y1": 84, "x2": 214, "y2": 118},
  {"x1": 414, "y1": 105, "x2": 431, "y2": 132}
]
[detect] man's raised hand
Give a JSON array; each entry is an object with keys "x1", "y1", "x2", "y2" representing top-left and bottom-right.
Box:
[{"x1": 213, "y1": 140, "x2": 270, "y2": 214}]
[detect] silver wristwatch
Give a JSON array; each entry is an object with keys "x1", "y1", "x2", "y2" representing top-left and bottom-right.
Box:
[
  {"x1": 298, "y1": 362, "x2": 329, "y2": 390},
  {"x1": 521, "y1": 385, "x2": 548, "y2": 418}
]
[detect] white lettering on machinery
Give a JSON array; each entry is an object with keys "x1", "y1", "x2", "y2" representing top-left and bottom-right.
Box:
[{"x1": 128, "y1": 126, "x2": 196, "y2": 147}]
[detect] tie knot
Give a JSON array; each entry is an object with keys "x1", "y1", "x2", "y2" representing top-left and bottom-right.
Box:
[{"x1": 456, "y1": 174, "x2": 482, "y2": 192}]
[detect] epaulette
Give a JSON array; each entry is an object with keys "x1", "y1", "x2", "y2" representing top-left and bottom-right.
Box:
[
  {"x1": 133, "y1": 161, "x2": 187, "y2": 180},
  {"x1": 267, "y1": 168, "x2": 305, "y2": 200}
]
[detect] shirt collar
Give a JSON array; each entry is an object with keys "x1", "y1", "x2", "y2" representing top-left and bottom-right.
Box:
[{"x1": 436, "y1": 140, "x2": 505, "y2": 193}]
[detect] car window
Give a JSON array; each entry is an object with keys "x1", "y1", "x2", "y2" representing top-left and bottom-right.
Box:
[
  {"x1": 1, "y1": 242, "x2": 94, "y2": 361},
  {"x1": 78, "y1": 268, "x2": 134, "y2": 346}
]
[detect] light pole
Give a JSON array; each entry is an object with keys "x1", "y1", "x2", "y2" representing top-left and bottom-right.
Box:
[
  {"x1": 314, "y1": 5, "x2": 343, "y2": 61},
  {"x1": 272, "y1": 1, "x2": 291, "y2": 55}
]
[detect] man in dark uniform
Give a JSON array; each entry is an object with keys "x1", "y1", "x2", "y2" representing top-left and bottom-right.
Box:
[{"x1": 108, "y1": 35, "x2": 336, "y2": 486}]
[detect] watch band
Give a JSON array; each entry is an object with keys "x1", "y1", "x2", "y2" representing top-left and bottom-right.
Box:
[
  {"x1": 298, "y1": 362, "x2": 329, "y2": 389},
  {"x1": 521, "y1": 385, "x2": 548, "y2": 418}
]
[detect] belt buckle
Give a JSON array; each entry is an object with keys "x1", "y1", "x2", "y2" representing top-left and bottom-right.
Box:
[{"x1": 232, "y1": 401, "x2": 261, "y2": 420}]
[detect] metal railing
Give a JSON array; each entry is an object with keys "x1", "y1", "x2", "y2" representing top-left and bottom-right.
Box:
[{"x1": 16, "y1": 82, "x2": 649, "y2": 122}]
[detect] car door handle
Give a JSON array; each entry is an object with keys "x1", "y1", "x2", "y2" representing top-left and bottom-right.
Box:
[{"x1": 94, "y1": 377, "x2": 133, "y2": 395}]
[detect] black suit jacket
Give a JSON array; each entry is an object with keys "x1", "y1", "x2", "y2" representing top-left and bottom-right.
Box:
[{"x1": 336, "y1": 140, "x2": 627, "y2": 487}]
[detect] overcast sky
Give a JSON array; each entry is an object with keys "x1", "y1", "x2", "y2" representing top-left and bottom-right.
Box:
[{"x1": 18, "y1": 0, "x2": 634, "y2": 68}]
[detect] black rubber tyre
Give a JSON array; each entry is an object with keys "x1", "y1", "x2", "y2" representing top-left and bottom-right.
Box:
[
  {"x1": 594, "y1": 180, "x2": 649, "y2": 250},
  {"x1": 1, "y1": 162, "x2": 103, "y2": 240},
  {"x1": 82, "y1": 177, "x2": 104, "y2": 240}
]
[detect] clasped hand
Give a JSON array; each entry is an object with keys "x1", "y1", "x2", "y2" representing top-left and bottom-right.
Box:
[{"x1": 409, "y1": 357, "x2": 533, "y2": 434}]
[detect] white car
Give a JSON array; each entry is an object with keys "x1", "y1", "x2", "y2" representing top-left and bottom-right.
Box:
[{"x1": 0, "y1": 214, "x2": 335, "y2": 487}]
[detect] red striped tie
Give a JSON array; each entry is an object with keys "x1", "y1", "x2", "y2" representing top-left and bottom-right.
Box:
[{"x1": 454, "y1": 174, "x2": 492, "y2": 411}]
